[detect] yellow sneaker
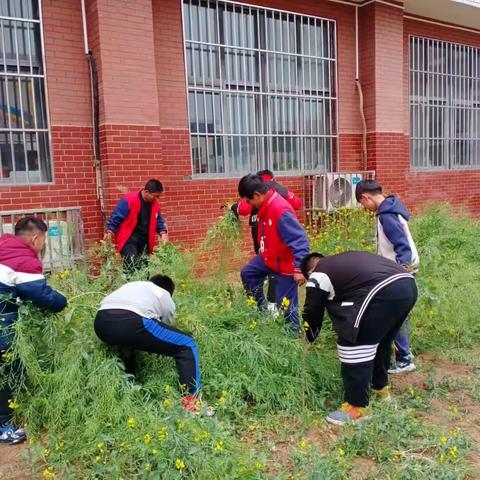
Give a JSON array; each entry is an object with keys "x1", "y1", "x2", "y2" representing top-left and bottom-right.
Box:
[{"x1": 371, "y1": 385, "x2": 392, "y2": 402}]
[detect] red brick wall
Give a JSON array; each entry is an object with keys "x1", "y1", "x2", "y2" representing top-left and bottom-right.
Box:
[
  {"x1": 4, "y1": 0, "x2": 480, "y2": 255},
  {"x1": 0, "y1": 126, "x2": 103, "y2": 242},
  {"x1": 0, "y1": 0, "x2": 102, "y2": 243}
]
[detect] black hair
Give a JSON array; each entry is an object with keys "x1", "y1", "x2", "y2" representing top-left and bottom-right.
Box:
[
  {"x1": 355, "y1": 179, "x2": 382, "y2": 202},
  {"x1": 149, "y1": 274, "x2": 175, "y2": 296},
  {"x1": 14, "y1": 216, "x2": 48, "y2": 236},
  {"x1": 238, "y1": 174, "x2": 268, "y2": 199},
  {"x1": 144, "y1": 179, "x2": 164, "y2": 194},
  {"x1": 300, "y1": 252, "x2": 324, "y2": 279},
  {"x1": 256, "y1": 169, "x2": 274, "y2": 179}
]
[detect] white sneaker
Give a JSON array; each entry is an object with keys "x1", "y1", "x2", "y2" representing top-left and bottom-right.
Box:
[
  {"x1": 388, "y1": 361, "x2": 416, "y2": 374},
  {"x1": 266, "y1": 302, "x2": 280, "y2": 318}
]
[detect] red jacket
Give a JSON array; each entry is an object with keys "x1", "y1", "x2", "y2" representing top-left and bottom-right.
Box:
[
  {"x1": 257, "y1": 190, "x2": 309, "y2": 275},
  {"x1": 107, "y1": 191, "x2": 164, "y2": 254}
]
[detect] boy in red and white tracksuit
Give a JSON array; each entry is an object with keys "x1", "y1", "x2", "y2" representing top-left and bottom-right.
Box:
[{"x1": 238, "y1": 174, "x2": 309, "y2": 331}]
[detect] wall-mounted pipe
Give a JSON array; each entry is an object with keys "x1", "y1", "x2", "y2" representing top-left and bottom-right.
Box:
[
  {"x1": 80, "y1": 0, "x2": 106, "y2": 226},
  {"x1": 355, "y1": 6, "x2": 368, "y2": 171}
]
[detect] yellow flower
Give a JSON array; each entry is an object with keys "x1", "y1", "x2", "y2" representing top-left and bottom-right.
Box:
[
  {"x1": 1, "y1": 351, "x2": 12, "y2": 360},
  {"x1": 299, "y1": 439, "x2": 309, "y2": 450},
  {"x1": 218, "y1": 391, "x2": 228, "y2": 406},
  {"x1": 449, "y1": 446, "x2": 458, "y2": 458},
  {"x1": 152, "y1": 448, "x2": 158, "y2": 455},
  {"x1": 281, "y1": 297, "x2": 290, "y2": 309},
  {"x1": 158, "y1": 426, "x2": 168, "y2": 441},
  {"x1": 407, "y1": 387, "x2": 415, "y2": 397},
  {"x1": 440, "y1": 436, "x2": 448, "y2": 445},
  {"x1": 246, "y1": 296, "x2": 256, "y2": 306},
  {"x1": 145, "y1": 463, "x2": 152, "y2": 472},
  {"x1": 214, "y1": 440, "x2": 224, "y2": 452},
  {"x1": 439, "y1": 453, "x2": 446, "y2": 463},
  {"x1": 42, "y1": 467, "x2": 55, "y2": 479},
  {"x1": 144, "y1": 433, "x2": 152, "y2": 445},
  {"x1": 127, "y1": 417, "x2": 137, "y2": 428},
  {"x1": 7, "y1": 399, "x2": 19, "y2": 410},
  {"x1": 255, "y1": 461, "x2": 264, "y2": 471},
  {"x1": 249, "y1": 320, "x2": 257, "y2": 330},
  {"x1": 175, "y1": 458, "x2": 186, "y2": 471},
  {"x1": 176, "y1": 420, "x2": 185, "y2": 431},
  {"x1": 163, "y1": 398, "x2": 172, "y2": 408},
  {"x1": 450, "y1": 428, "x2": 460, "y2": 437},
  {"x1": 338, "y1": 447, "x2": 345, "y2": 457},
  {"x1": 448, "y1": 405, "x2": 459, "y2": 414},
  {"x1": 43, "y1": 449, "x2": 50, "y2": 458},
  {"x1": 448, "y1": 327, "x2": 456, "y2": 335},
  {"x1": 164, "y1": 384, "x2": 173, "y2": 394}
]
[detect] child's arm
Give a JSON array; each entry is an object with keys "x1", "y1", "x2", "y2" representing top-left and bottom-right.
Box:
[
  {"x1": 15, "y1": 274, "x2": 67, "y2": 312},
  {"x1": 277, "y1": 212, "x2": 310, "y2": 277},
  {"x1": 106, "y1": 197, "x2": 129, "y2": 234},
  {"x1": 286, "y1": 190, "x2": 302, "y2": 210},
  {"x1": 302, "y1": 281, "x2": 329, "y2": 342},
  {"x1": 156, "y1": 211, "x2": 167, "y2": 234},
  {"x1": 379, "y1": 214, "x2": 413, "y2": 266}
]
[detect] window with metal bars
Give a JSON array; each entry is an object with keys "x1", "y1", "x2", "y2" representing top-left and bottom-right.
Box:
[
  {"x1": 0, "y1": 0, "x2": 51, "y2": 185},
  {"x1": 410, "y1": 36, "x2": 480, "y2": 170},
  {"x1": 182, "y1": 0, "x2": 337, "y2": 177}
]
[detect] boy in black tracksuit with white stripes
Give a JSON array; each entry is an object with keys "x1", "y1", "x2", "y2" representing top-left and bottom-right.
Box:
[{"x1": 301, "y1": 251, "x2": 417, "y2": 425}]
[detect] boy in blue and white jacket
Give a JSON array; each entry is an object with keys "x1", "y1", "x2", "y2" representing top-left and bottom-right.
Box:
[
  {"x1": 356, "y1": 180, "x2": 419, "y2": 373},
  {"x1": 0, "y1": 217, "x2": 67, "y2": 445}
]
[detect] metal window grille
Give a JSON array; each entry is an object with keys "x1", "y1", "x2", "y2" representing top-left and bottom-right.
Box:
[
  {"x1": 181, "y1": 0, "x2": 337, "y2": 177},
  {"x1": 0, "y1": 0, "x2": 52, "y2": 185},
  {"x1": 0, "y1": 207, "x2": 84, "y2": 271},
  {"x1": 410, "y1": 36, "x2": 480, "y2": 170}
]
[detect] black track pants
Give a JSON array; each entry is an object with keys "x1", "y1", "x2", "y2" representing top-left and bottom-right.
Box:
[
  {"x1": 94, "y1": 309, "x2": 201, "y2": 395},
  {"x1": 337, "y1": 278, "x2": 418, "y2": 407}
]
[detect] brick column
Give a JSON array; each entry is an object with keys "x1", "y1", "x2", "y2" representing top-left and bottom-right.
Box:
[
  {"x1": 86, "y1": 0, "x2": 162, "y2": 214},
  {"x1": 359, "y1": 2, "x2": 409, "y2": 196}
]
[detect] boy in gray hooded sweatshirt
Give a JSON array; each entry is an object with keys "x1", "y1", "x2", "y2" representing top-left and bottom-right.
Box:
[{"x1": 355, "y1": 180, "x2": 419, "y2": 374}]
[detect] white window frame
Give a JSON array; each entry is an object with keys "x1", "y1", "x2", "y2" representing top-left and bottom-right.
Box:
[{"x1": 181, "y1": 0, "x2": 338, "y2": 178}]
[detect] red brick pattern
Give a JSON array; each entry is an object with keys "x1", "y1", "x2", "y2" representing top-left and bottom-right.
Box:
[{"x1": 0, "y1": 126, "x2": 103, "y2": 242}]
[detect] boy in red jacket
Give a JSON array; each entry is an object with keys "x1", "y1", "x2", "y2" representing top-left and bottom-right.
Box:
[
  {"x1": 232, "y1": 170, "x2": 302, "y2": 313},
  {"x1": 106, "y1": 179, "x2": 168, "y2": 273},
  {"x1": 238, "y1": 174, "x2": 309, "y2": 331}
]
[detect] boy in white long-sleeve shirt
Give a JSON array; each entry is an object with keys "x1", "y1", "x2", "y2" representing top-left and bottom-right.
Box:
[{"x1": 94, "y1": 274, "x2": 207, "y2": 413}]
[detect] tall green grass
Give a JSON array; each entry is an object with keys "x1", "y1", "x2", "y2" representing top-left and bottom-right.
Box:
[{"x1": 3, "y1": 204, "x2": 480, "y2": 478}]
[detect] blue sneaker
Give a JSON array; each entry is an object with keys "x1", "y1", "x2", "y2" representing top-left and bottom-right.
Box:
[{"x1": 0, "y1": 424, "x2": 27, "y2": 445}]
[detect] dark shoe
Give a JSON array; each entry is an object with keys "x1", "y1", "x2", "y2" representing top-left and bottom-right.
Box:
[{"x1": 0, "y1": 424, "x2": 27, "y2": 445}]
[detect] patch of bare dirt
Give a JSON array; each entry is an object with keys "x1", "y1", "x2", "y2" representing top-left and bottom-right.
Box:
[
  {"x1": 391, "y1": 353, "x2": 480, "y2": 478},
  {"x1": 0, "y1": 443, "x2": 34, "y2": 480},
  {"x1": 350, "y1": 456, "x2": 378, "y2": 480}
]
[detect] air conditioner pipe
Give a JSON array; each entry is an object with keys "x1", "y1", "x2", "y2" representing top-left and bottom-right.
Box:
[
  {"x1": 355, "y1": 6, "x2": 368, "y2": 171},
  {"x1": 81, "y1": 0, "x2": 107, "y2": 227}
]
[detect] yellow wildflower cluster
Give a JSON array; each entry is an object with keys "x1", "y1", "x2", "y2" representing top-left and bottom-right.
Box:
[
  {"x1": 158, "y1": 426, "x2": 168, "y2": 442},
  {"x1": 175, "y1": 458, "x2": 186, "y2": 471}
]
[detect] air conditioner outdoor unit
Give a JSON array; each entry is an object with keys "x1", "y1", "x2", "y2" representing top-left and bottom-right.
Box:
[{"x1": 312, "y1": 172, "x2": 375, "y2": 211}]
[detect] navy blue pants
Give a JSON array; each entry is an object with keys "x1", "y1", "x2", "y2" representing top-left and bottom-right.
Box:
[
  {"x1": 240, "y1": 255, "x2": 299, "y2": 330},
  {"x1": 94, "y1": 309, "x2": 201, "y2": 395}
]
